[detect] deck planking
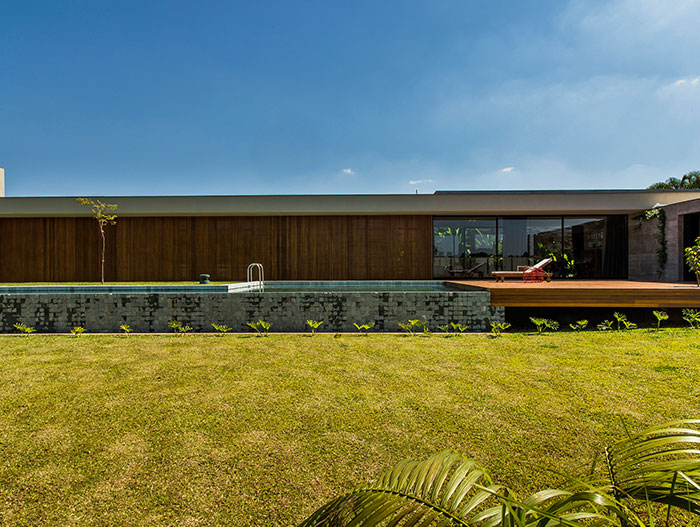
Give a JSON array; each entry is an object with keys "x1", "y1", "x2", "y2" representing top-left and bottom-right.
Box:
[{"x1": 447, "y1": 280, "x2": 700, "y2": 308}]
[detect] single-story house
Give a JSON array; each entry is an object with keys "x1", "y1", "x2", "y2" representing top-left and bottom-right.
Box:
[{"x1": 1, "y1": 175, "x2": 700, "y2": 283}]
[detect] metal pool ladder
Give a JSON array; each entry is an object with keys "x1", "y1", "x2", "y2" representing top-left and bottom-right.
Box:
[{"x1": 246, "y1": 263, "x2": 265, "y2": 291}]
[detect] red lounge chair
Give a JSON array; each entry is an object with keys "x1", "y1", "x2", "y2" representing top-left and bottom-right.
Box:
[{"x1": 491, "y1": 258, "x2": 553, "y2": 282}]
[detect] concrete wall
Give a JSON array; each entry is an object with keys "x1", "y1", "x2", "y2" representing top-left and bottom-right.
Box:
[
  {"x1": 0, "y1": 291, "x2": 502, "y2": 333},
  {"x1": 628, "y1": 213, "x2": 662, "y2": 281}
]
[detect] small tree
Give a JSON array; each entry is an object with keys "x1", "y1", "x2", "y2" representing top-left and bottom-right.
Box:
[
  {"x1": 77, "y1": 198, "x2": 118, "y2": 284},
  {"x1": 684, "y1": 235, "x2": 700, "y2": 287}
]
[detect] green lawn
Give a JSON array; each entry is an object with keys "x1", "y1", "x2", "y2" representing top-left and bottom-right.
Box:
[{"x1": 0, "y1": 331, "x2": 698, "y2": 526}]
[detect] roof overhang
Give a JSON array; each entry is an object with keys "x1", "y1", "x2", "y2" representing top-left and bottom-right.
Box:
[{"x1": 2, "y1": 190, "x2": 700, "y2": 217}]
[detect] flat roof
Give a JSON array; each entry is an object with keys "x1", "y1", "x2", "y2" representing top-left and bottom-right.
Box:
[{"x1": 2, "y1": 190, "x2": 700, "y2": 217}]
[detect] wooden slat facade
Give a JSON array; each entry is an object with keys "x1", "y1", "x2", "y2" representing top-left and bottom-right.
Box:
[{"x1": 0, "y1": 215, "x2": 433, "y2": 282}]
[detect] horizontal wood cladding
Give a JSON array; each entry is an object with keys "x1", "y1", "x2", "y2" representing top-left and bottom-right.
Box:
[{"x1": 0, "y1": 215, "x2": 433, "y2": 282}]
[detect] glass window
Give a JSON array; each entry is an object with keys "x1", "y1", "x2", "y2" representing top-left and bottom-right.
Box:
[
  {"x1": 433, "y1": 218, "x2": 497, "y2": 278},
  {"x1": 563, "y1": 216, "x2": 628, "y2": 279},
  {"x1": 564, "y1": 218, "x2": 605, "y2": 279},
  {"x1": 500, "y1": 218, "x2": 562, "y2": 271}
]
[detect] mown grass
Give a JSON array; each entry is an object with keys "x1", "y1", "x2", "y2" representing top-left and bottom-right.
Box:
[{"x1": 0, "y1": 331, "x2": 698, "y2": 526}]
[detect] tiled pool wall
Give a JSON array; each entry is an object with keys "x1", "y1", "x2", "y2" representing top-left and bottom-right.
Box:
[{"x1": 0, "y1": 290, "x2": 503, "y2": 333}]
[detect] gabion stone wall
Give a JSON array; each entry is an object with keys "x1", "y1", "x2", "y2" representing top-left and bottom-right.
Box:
[{"x1": 0, "y1": 291, "x2": 502, "y2": 333}]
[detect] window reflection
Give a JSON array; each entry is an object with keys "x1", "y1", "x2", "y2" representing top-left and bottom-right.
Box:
[
  {"x1": 432, "y1": 215, "x2": 627, "y2": 279},
  {"x1": 433, "y1": 218, "x2": 497, "y2": 278},
  {"x1": 500, "y1": 218, "x2": 562, "y2": 271}
]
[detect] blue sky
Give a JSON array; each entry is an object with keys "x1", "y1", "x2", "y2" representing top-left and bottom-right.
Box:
[{"x1": 1, "y1": 0, "x2": 699, "y2": 196}]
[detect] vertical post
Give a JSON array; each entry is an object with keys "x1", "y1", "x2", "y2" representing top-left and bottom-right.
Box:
[{"x1": 0, "y1": 168, "x2": 5, "y2": 197}]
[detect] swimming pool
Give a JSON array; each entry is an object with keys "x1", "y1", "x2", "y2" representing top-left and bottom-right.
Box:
[{"x1": 250, "y1": 281, "x2": 479, "y2": 293}]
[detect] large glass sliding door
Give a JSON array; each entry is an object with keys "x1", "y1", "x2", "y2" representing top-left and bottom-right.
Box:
[
  {"x1": 433, "y1": 215, "x2": 628, "y2": 279},
  {"x1": 563, "y1": 218, "x2": 605, "y2": 279},
  {"x1": 500, "y1": 218, "x2": 563, "y2": 271}
]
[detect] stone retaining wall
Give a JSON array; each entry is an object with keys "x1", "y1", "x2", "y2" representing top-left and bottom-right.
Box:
[{"x1": 0, "y1": 290, "x2": 502, "y2": 333}]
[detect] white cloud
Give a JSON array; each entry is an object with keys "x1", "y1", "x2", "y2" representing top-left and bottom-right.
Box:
[
  {"x1": 342, "y1": 168, "x2": 355, "y2": 175},
  {"x1": 500, "y1": 167, "x2": 515, "y2": 173},
  {"x1": 671, "y1": 77, "x2": 700, "y2": 87},
  {"x1": 408, "y1": 179, "x2": 433, "y2": 185}
]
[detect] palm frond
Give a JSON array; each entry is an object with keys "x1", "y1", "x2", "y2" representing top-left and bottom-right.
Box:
[
  {"x1": 298, "y1": 451, "x2": 630, "y2": 527},
  {"x1": 605, "y1": 419, "x2": 700, "y2": 514}
]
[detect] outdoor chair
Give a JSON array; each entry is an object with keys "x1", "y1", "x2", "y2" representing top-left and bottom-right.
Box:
[
  {"x1": 491, "y1": 258, "x2": 553, "y2": 282},
  {"x1": 444, "y1": 261, "x2": 485, "y2": 278}
]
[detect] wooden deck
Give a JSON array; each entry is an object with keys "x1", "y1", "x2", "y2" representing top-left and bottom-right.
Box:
[{"x1": 446, "y1": 280, "x2": 700, "y2": 308}]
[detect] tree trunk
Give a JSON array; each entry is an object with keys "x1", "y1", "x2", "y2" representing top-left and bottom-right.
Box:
[{"x1": 100, "y1": 227, "x2": 106, "y2": 284}]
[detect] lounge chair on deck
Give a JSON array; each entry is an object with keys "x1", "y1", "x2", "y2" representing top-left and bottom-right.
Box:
[
  {"x1": 445, "y1": 262, "x2": 485, "y2": 278},
  {"x1": 491, "y1": 258, "x2": 553, "y2": 282}
]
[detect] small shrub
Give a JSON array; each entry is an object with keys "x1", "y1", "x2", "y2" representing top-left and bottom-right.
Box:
[
  {"x1": 684, "y1": 235, "x2": 700, "y2": 286},
  {"x1": 569, "y1": 319, "x2": 588, "y2": 331},
  {"x1": 353, "y1": 322, "x2": 375, "y2": 336},
  {"x1": 71, "y1": 326, "x2": 86, "y2": 337},
  {"x1": 622, "y1": 319, "x2": 637, "y2": 330},
  {"x1": 652, "y1": 310, "x2": 669, "y2": 330},
  {"x1": 682, "y1": 308, "x2": 700, "y2": 329},
  {"x1": 306, "y1": 319, "x2": 324, "y2": 335},
  {"x1": 211, "y1": 323, "x2": 231, "y2": 335},
  {"x1": 437, "y1": 324, "x2": 450, "y2": 334},
  {"x1": 597, "y1": 320, "x2": 613, "y2": 331},
  {"x1": 397, "y1": 319, "x2": 426, "y2": 336},
  {"x1": 120, "y1": 324, "x2": 132, "y2": 335},
  {"x1": 530, "y1": 317, "x2": 559, "y2": 333},
  {"x1": 490, "y1": 321, "x2": 510, "y2": 337},
  {"x1": 247, "y1": 319, "x2": 272, "y2": 336},
  {"x1": 612, "y1": 312, "x2": 636, "y2": 330},
  {"x1": 449, "y1": 322, "x2": 468, "y2": 334},
  {"x1": 168, "y1": 320, "x2": 191, "y2": 335},
  {"x1": 13, "y1": 322, "x2": 36, "y2": 335}
]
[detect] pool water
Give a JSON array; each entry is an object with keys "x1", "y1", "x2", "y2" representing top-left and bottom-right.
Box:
[
  {"x1": 256, "y1": 281, "x2": 477, "y2": 293},
  {"x1": 0, "y1": 281, "x2": 479, "y2": 295}
]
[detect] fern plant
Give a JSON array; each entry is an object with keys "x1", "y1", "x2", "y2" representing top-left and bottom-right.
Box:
[
  {"x1": 298, "y1": 419, "x2": 700, "y2": 527},
  {"x1": 71, "y1": 326, "x2": 86, "y2": 337},
  {"x1": 299, "y1": 452, "x2": 627, "y2": 527}
]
